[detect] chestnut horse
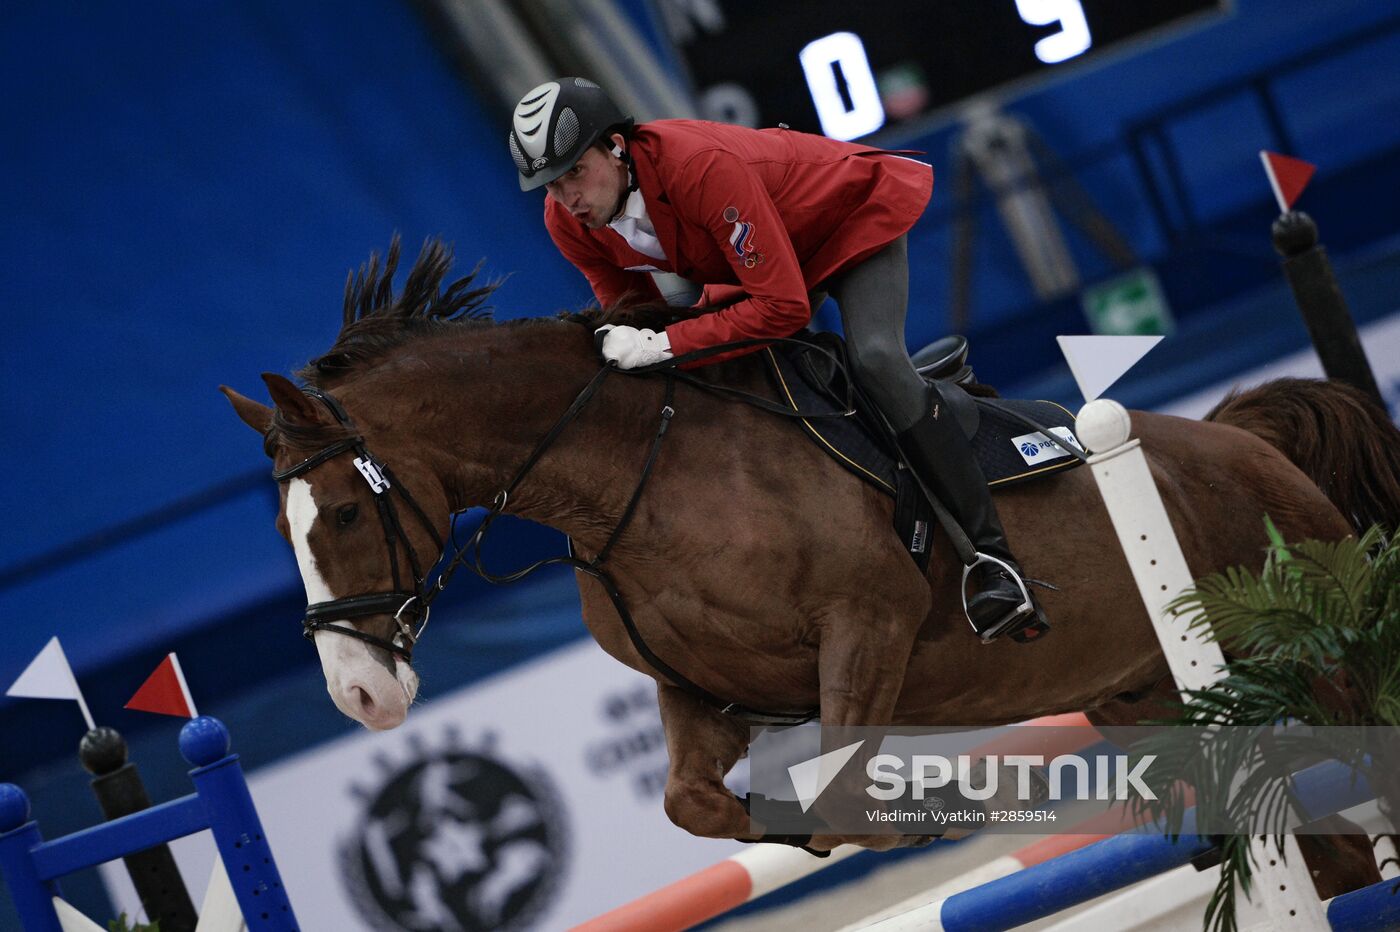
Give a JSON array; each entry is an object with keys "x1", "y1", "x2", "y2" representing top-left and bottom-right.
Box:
[{"x1": 224, "y1": 241, "x2": 1400, "y2": 890}]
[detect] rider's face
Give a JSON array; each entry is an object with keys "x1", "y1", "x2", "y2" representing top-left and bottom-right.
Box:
[{"x1": 545, "y1": 135, "x2": 628, "y2": 230}]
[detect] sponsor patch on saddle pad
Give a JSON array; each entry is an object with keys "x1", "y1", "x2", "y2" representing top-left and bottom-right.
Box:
[{"x1": 1012, "y1": 427, "x2": 1084, "y2": 465}]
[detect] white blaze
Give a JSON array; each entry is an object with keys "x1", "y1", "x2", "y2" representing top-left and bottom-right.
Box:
[
  {"x1": 286, "y1": 478, "x2": 417, "y2": 727},
  {"x1": 286, "y1": 479, "x2": 333, "y2": 602}
]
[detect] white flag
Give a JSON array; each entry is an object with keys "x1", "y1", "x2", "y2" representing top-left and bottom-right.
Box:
[
  {"x1": 7, "y1": 636, "x2": 95, "y2": 730},
  {"x1": 1057, "y1": 335, "x2": 1163, "y2": 403}
]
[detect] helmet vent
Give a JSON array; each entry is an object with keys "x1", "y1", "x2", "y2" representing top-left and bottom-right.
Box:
[
  {"x1": 508, "y1": 133, "x2": 530, "y2": 174},
  {"x1": 554, "y1": 107, "x2": 580, "y2": 156}
]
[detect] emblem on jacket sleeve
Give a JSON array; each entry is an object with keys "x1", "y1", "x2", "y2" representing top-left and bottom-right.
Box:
[{"x1": 723, "y1": 205, "x2": 765, "y2": 268}]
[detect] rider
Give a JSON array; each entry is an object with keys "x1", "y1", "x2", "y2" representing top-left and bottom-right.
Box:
[{"x1": 509, "y1": 76, "x2": 1043, "y2": 642}]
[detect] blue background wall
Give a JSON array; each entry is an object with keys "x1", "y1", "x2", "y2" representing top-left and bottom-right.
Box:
[
  {"x1": 3, "y1": 0, "x2": 1399, "y2": 925},
  {"x1": 2, "y1": 0, "x2": 592, "y2": 700}
]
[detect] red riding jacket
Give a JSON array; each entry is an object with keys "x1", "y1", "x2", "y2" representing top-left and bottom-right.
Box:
[{"x1": 543, "y1": 119, "x2": 933, "y2": 362}]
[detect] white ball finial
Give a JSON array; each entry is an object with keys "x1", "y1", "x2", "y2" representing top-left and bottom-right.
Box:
[{"x1": 1076, "y1": 399, "x2": 1133, "y2": 452}]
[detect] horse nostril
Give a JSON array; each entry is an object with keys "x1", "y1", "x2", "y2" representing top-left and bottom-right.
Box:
[{"x1": 350, "y1": 684, "x2": 377, "y2": 717}]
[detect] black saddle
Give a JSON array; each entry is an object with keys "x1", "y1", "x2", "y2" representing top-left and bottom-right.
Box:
[
  {"x1": 763, "y1": 332, "x2": 1085, "y2": 570},
  {"x1": 912, "y1": 334, "x2": 975, "y2": 385}
]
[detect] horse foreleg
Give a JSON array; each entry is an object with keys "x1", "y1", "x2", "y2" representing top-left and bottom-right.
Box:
[
  {"x1": 804, "y1": 599, "x2": 926, "y2": 852},
  {"x1": 656, "y1": 682, "x2": 756, "y2": 840}
]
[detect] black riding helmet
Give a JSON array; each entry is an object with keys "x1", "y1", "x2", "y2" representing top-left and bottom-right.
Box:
[{"x1": 509, "y1": 77, "x2": 634, "y2": 192}]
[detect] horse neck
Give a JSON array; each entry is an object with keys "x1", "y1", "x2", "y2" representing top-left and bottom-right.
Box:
[{"x1": 343, "y1": 322, "x2": 662, "y2": 549}]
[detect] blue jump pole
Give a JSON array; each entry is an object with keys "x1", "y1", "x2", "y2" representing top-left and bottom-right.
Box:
[
  {"x1": 1327, "y1": 877, "x2": 1400, "y2": 932},
  {"x1": 871, "y1": 759, "x2": 1377, "y2": 932},
  {"x1": 938, "y1": 827, "x2": 1216, "y2": 932}
]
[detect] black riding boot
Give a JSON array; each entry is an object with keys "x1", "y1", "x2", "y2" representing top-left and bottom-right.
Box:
[{"x1": 897, "y1": 391, "x2": 1048, "y2": 642}]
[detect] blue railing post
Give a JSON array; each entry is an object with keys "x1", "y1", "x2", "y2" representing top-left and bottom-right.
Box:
[
  {"x1": 0, "y1": 784, "x2": 63, "y2": 932},
  {"x1": 179, "y1": 717, "x2": 297, "y2": 930}
]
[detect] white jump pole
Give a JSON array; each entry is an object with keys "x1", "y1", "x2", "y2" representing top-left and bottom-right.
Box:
[{"x1": 1075, "y1": 397, "x2": 1327, "y2": 928}]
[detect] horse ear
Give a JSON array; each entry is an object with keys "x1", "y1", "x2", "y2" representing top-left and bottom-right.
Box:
[
  {"x1": 260, "y1": 373, "x2": 324, "y2": 426},
  {"x1": 220, "y1": 385, "x2": 273, "y2": 435}
]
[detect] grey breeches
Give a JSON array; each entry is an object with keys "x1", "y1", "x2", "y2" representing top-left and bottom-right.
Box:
[{"x1": 825, "y1": 234, "x2": 929, "y2": 432}]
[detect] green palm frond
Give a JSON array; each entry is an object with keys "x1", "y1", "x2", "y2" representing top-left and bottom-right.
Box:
[
  {"x1": 1289, "y1": 532, "x2": 1384, "y2": 628},
  {"x1": 1204, "y1": 835, "x2": 1252, "y2": 932},
  {"x1": 1137, "y1": 523, "x2": 1399, "y2": 932}
]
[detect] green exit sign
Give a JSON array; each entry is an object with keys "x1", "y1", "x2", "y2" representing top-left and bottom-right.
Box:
[{"x1": 1082, "y1": 267, "x2": 1174, "y2": 335}]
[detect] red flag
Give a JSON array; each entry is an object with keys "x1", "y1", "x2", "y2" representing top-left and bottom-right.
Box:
[
  {"x1": 1260, "y1": 151, "x2": 1316, "y2": 212},
  {"x1": 125, "y1": 653, "x2": 198, "y2": 718}
]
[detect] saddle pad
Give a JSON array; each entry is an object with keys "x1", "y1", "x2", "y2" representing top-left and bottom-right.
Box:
[
  {"x1": 764, "y1": 340, "x2": 1085, "y2": 496},
  {"x1": 973, "y1": 397, "x2": 1085, "y2": 488},
  {"x1": 763, "y1": 343, "x2": 900, "y2": 495}
]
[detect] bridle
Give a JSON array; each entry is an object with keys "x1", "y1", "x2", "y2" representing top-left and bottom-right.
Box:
[
  {"x1": 271, "y1": 387, "x2": 443, "y2": 662},
  {"x1": 267, "y1": 335, "x2": 858, "y2": 724},
  {"x1": 268, "y1": 365, "x2": 660, "y2": 670}
]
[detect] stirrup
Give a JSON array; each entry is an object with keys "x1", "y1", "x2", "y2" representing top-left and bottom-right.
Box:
[{"x1": 960, "y1": 554, "x2": 1045, "y2": 643}]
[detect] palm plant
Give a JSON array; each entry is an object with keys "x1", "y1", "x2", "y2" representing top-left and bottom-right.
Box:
[{"x1": 1129, "y1": 521, "x2": 1400, "y2": 931}]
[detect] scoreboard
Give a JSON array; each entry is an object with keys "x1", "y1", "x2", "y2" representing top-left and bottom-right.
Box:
[{"x1": 654, "y1": 0, "x2": 1227, "y2": 139}]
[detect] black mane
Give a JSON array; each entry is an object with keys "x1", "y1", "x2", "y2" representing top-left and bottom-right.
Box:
[
  {"x1": 268, "y1": 238, "x2": 709, "y2": 455},
  {"x1": 297, "y1": 235, "x2": 498, "y2": 386},
  {"x1": 299, "y1": 235, "x2": 709, "y2": 389}
]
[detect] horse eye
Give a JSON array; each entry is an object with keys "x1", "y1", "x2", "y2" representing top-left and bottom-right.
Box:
[{"x1": 336, "y1": 504, "x2": 359, "y2": 527}]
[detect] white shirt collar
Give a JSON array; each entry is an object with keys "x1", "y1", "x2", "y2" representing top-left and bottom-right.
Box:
[
  {"x1": 607, "y1": 188, "x2": 666, "y2": 260},
  {"x1": 611, "y1": 188, "x2": 651, "y2": 228}
]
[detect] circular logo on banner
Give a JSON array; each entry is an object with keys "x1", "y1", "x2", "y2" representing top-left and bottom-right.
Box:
[{"x1": 342, "y1": 730, "x2": 569, "y2": 931}]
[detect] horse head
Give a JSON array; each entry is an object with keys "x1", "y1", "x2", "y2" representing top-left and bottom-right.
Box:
[
  {"x1": 223, "y1": 372, "x2": 456, "y2": 729},
  {"x1": 221, "y1": 236, "x2": 766, "y2": 733},
  {"x1": 219, "y1": 237, "x2": 499, "y2": 729}
]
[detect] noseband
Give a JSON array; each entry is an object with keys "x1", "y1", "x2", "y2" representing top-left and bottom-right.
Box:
[{"x1": 271, "y1": 388, "x2": 443, "y2": 662}]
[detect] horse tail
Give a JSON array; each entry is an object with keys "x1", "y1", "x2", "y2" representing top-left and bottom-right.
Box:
[{"x1": 1204, "y1": 377, "x2": 1400, "y2": 534}]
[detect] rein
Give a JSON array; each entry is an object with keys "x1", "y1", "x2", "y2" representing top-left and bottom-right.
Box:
[
  {"x1": 434, "y1": 336, "x2": 854, "y2": 726},
  {"x1": 272, "y1": 335, "x2": 852, "y2": 724}
]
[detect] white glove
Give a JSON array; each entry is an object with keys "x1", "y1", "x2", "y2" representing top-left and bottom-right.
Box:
[{"x1": 596, "y1": 324, "x2": 673, "y2": 369}]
